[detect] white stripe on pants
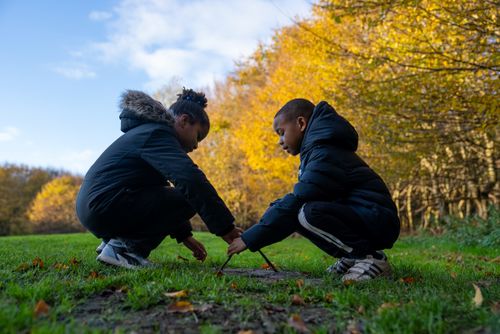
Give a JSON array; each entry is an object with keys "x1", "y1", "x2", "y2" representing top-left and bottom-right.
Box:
[{"x1": 298, "y1": 204, "x2": 353, "y2": 253}]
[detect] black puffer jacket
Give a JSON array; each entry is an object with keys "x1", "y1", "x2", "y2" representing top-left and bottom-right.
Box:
[
  {"x1": 241, "y1": 101, "x2": 400, "y2": 251},
  {"x1": 76, "y1": 91, "x2": 235, "y2": 237}
]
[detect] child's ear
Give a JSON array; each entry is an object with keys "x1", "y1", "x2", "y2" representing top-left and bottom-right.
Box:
[
  {"x1": 177, "y1": 114, "x2": 190, "y2": 128},
  {"x1": 297, "y1": 116, "x2": 308, "y2": 132}
]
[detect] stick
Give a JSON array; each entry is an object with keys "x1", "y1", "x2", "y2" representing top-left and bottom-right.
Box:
[
  {"x1": 217, "y1": 254, "x2": 233, "y2": 273},
  {"x1": 258, "y1": 250, "x2": 278, "y2": 272}
]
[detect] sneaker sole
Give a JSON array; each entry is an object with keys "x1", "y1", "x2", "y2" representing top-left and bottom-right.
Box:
[{"x1": 96, "y1": 253, "x2": 138, "y2": 270}]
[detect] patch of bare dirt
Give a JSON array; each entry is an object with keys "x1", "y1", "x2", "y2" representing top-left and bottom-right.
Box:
[
  {"x1": 70, "y1": 288, "x2": 337, "y2": 333},
  {"x1": 221, "y1": 268, "x2": 324, "y2": 285}
]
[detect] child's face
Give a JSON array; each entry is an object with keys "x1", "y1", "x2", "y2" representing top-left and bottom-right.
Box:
[
  {"x1": 174, "y1": 114, "x2": 209, "y2": 153},
  {"x1": 273, "y1": 114, "x2": 307, "y2": 156}
]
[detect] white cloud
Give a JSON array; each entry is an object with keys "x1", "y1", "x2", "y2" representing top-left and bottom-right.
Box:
[
  {"x1": 0, "y1": 127, "x2": 20, "y2": 142},
  {"x1": 53, "y1": 63, "x2": 97, "y2": 79},
  {"x1": 89, "y1": 0, "x2": 312, "y2": 90},
  {"x1": 89, "y1": 10, "x2": 113, "y2": 21}
]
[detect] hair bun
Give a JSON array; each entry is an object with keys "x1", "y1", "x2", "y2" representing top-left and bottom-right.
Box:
[{"x1": 177, "y1": 88, "x2": 207, "y2": 108}]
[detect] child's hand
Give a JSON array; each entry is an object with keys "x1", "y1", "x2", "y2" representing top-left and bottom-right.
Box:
[
  {"x1": 227, "y1": 237, "x2": 247, "y2": 256},
  {"x1": 182, "y1": 236, "x2": 207, "y2": 261},
  {"x1": 222, "y1": 226, "x2": 243, "y2": 244}
]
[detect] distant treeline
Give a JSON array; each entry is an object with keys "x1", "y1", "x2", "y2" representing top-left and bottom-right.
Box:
[{"x1": 0, "y1": 164, "x2": 83, "y2": 236}]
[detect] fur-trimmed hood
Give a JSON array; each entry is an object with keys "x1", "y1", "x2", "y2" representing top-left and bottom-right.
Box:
[{"x1": 119, "y1": 90, "x2": 174, "y2": 132}]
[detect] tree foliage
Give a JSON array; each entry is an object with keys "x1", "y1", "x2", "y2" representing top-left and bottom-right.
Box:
[
  {"x1": 0, "y1": 164, "x2": 60, "y2": 235},
  {"x1": 171, "y1": 0, "x2": 498, "y2": 229},
  {"x1": 27, "y1": 175, "x2": 84, "y2": 234}
]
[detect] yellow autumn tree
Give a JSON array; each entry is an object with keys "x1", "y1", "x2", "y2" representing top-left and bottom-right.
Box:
[{"x1": 28, "y1": 175, "x2": 84, "y2": 233}]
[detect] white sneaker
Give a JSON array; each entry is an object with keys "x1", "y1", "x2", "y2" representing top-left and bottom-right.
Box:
[
  {"x1": 342, "y1": 254, "x2": 392, "y2": 282},
  {"x1": 95, "y1": 240, "x2": 107, "y2": 254},
  {"x1": 96, "y1": 239, "x2": 154, "y2": 269},
  {"x1": 326, "y1": 257, "x2": 356, "y2": 274}
]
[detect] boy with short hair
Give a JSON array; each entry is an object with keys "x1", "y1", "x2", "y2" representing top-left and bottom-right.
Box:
[{"x1": 228, "y1": 99, "x2": 400, "y2": 282}]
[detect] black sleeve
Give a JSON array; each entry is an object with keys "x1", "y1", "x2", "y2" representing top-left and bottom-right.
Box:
[
  {"x1": 241, "y1": 193, "x2": 302, "y2": 251},
  {"x1": 140, "y1": 128, "x2": 234, "y2": 236},
  {"x1": 170, "y1": 220, "x2": 193, "y2": 243}
]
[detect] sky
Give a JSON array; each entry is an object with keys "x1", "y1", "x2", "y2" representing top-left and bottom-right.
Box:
[{"x1": 0, "y1": 0, "x2": 312, "y2": 175}]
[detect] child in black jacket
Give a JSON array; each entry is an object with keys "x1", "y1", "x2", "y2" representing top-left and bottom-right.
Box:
[
  {"x1": 228, "y1": 98, "x2": 400, "y2": 282},
  {"x1": 76, "y1": 89, "x2": 241, "y2": 269}
]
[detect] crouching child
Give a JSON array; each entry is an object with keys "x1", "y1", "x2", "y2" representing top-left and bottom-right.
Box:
[{"x1": 228, "y1": 98, "x2": 400, "y2": 282}]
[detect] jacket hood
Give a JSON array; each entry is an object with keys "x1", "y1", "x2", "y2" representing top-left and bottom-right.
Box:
[
  {"x1": 300, "y1": 101, "x2": 358, "y2": 153},
  {"x1": 119, "y1": 90, "x2": 175, "y2": 132}
]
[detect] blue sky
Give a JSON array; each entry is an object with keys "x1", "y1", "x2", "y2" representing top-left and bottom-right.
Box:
[{"x1": 0, "y1": 0, "x2": 311, "y2": 174}]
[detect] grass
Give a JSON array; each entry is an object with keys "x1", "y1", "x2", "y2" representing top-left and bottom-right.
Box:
[{"x1": 0, "y1": 232, "x2": 499, "y2": 333}]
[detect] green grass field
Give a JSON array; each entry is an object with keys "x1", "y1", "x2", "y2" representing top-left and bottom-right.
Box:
[{"x1": 0, "y1": 232, "x2": 499, "y2": 333}]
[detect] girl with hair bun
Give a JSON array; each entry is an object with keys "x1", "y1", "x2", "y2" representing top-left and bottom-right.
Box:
[{"x1": 76, "y1": 88, "x2": 241, "y2": 269}]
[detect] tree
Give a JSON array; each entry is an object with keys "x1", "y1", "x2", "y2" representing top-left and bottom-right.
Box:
[{"x1": 27, "y1": 175, "x2": 84, "y2": 234}]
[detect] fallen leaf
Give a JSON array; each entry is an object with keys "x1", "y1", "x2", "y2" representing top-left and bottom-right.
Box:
[
  {"x1": 34, "y1": 300, "x2": 50, "y2": 317},
  {"x1": 377, "y1": 302, "x2": 399, "y2": 313},
  {"x1": 215, "y1": 271, "x2": 224, "y2": 277},
  {"x1": 167, "y1": 301, "x2": 194, "y2": 313},
  {"x1": 296, "y1": 279, "x2": 304, "y2": 288},
  {"x1": 291, "y1": 294, "x2": 306, "y2": 305},
  {"x1": 177, "y1": 255, "x2": 189, "y2": 262},
  {"x1": 87, "y1": 271, "x2": 103, "y2": 279},
  {"x1": 343, "y1": 279, "x2": 355, "y2": 286},
  {"x1": 32, "y1": 257, "x2": 44, "y2": 269},
  {"x1": 53, "y1": 263, "x2": 69, "y2": 270},
  {"x1": 450, "y1": 272, "x2": 457, "y2": 279},
  {"x1": 357, "y1": 305, "x2": 365, "y2": 314},
  {"x1": 164, "y1": 290, "x2": 188, "y2": 298},
  {"x1": 230, "y1": 282, "x2": 238, "y2": 290},
  {"x1": 15, "y1": 263, "x2": 30, "y2": 272},
  {"x1": 261, "y1": 263, "x2": 271, "y2": 270},
  {"x1": 288, "y1": 314, "x2": 310, "y2": 333},
  {"x1": 489, "y1": 256, "x2": 500, "y2": 263},
  {"x1": 472, "y1": 284, "x2": 483, "y2": 307},
  {"x1": 69, "y1": 257, "x2": 81, "y2": 266},
  {"x1": 237, "y1": 331, "x2": 256, "y2": 334},
  {"x1": 399, "y1": 276, "x2": 416, "y2": 284},
  {"x1": 324, "y1": 293, "x2": 334, "y2": 303}
]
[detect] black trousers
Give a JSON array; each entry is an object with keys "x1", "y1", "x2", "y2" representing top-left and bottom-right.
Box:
[
  {"x1": 80, "y1": 186, "x2": 195, "y2": 257},
  {"x1": 297, "y1": 201, "x2": 374, "y2": 258}
]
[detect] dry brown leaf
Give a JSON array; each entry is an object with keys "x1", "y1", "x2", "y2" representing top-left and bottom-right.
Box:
[
  {"x1": 343, "y1": 279, "x2": 355, "y2": 286},
  {"x1": 164, "y1": 290, "x2": 188, "y2": 298},
  {"x1": 324, "y1": 293, "x2": 334, "y2": 303},
  {"x1": 291, "y1": 294, "x2": 306, "y2": 305},
  {"x1": 472, "y1": 284, "x2": 483, "y2": 307},
  {"x1": 230, "y1": 282, "x2": 238, "y2": 290},
  {"x1": 69, "y1": 257, "x2": 81, "y2": 266},
  {"x1": 261, "y1": 263, "x2": 271, "y2": 270},
  {"x1": 450, "y1": 272, "x2": 457, "y2": 279},
  {"x1": 237, "y1": 331, "x2": 256, "y2": 334},
  {"x1": 167, "y1": 300, "x2": 194, "y2": 313},
  {"x1": 32, "y1": 257, "x2": 44, "y2": 269},
  {"x1": 53, "y1": 263, "x2": 69, "y2": 270},
  {"x1": 489, "y1": 256, "x2": 500, "y2": 263},
  {"x1": 400, "y1": 276, "x2": 416, "y2": 284},
  {"x1": 34, "y1": 300, "x2": 50, "y2": 317},
  {"x1": 87, "y1": 271, "x2": 103, "y2": 279},
  {"x1": 377, "y1": 302, "x2": 399, "y2": 313},
  {"x1": 288, "y1": 314, "x2": 310, "y2": 333},
  {"x1": 357, "y1": 305, "x2": 365, "y2": 314},
  {"x1": 296, "y1": 279, "x2": 305, "y2": 288}
]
